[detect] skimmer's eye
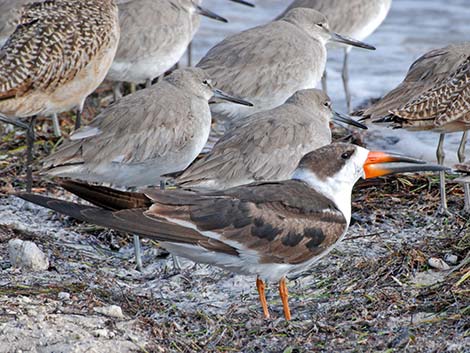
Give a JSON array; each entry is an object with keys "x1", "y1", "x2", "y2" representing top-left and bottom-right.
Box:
[{"x1": 341, "y1": 151, "x2": 354, "y2": 160}]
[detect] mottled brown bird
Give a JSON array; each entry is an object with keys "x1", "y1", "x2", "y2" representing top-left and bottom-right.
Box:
[
  {"x1": 355, "y1": 43, "x2": 470, "y2": 214},
  {"x1": 0, "y1": 0, "x2": 120, "y2": 191},
  {"x1": 0, "y1": 0, "x2": 62, "y2": 136},
  {"x1": 19, "y1": 143, "x2": 446, "y2": 320}
]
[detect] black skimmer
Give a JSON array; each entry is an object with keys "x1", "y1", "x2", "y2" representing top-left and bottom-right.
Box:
[{"x1": 19, "y1": 143, "x2": 447, "y2": 320}]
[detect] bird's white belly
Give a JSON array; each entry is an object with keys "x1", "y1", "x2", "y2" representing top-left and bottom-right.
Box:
[
  {"x1": 108, "y1": 42, "x2": 189, "y2": 83},
  {"x1": 350, "y1": 3, "x2": 391, "y2": 41},
  {"x1": 80, "y1": 156, "x2": 192, "y2": 187}
]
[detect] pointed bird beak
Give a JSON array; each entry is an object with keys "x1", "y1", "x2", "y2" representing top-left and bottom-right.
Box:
[
  {"x1": 212, "y1": 88, "x2": 254, "y2": 107},
  {"x1": 333, "y1": 111, "x2": 368, "y2": 130},
  {"x1": 229, "y1": 0, "x2": 255, "y2": 7},
  {"x1": 363, "y1": 151, "x2": 449, "y2": 179},
  {"x1": 196, "y1": 5, "x2": 228, "y2": 23},
  {"x1": 330, "y1": 32, "x2": 376, "y2": 50}
]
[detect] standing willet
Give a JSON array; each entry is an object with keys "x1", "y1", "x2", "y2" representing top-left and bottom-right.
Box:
[
  {"x1": 42, "y1": 68, "x2": 252, "y2": 270},
  {"x1": 20, "y1": 144, "x2": 447, "y2": 320},
  {"x1": 355, "y1": 43, "x2": 470, "y2": 214},
  {"x1": 196, "y1": 8, "x2": 375, "y2": 127},
  {"x1": 175, "y1": 89, "x2": 367, "y2": 190},
  {"x1": 43, "y1": 68, "x2": 252, "y2": 187},
  {"x1": 108, "y1": 0, "x2": 250, "y2": 99},
  {"x1": 277, "y1": 0, "x2": 392, "y2": 112},
  {"x1": 0, "y1": 0, "x2": 120, "y2": 192}
]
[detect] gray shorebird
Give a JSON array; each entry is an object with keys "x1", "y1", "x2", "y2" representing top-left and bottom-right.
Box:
[
  {"x1": 43, "y1": 68, "x2": 252, "y2": 187},
  {"x1": 108, "y1": 0, "x2": 253, "y2": 98},
  {"x1": 277, "y1": 0, "x2": 392, "y2": 112},
  {"x1": 42, "y1": 67, "x2": 252, "y2": 271},
  {"x1": 0, "y1": 0, "x2": 120, "y2": 192},
  {"x1": 355, "y1": 43, "x2": 470, "y2": 214},
  {"x1": 175, "y1": 89, "x2": 367, "y2": 190},
  {"x1": 196, "y1": 8, "x2": 375, "y2": 127},
  {"x1": 20, "y1": 143, "x2": 447, "y2": 320}
]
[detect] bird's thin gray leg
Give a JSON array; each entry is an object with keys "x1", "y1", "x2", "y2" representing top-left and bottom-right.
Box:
[
  {"x1": 0, "y1": 113, "x2": 28, "y2": 129},
  {"x1": 187, "y1": 41, "x2": 193, "y2": 67},
  {"x1": 130, "y1": 83, "x2": 137, "y2": 94},
  {"x1": 342, "y1": 48, "x2": 352, "y2": 113},
  {"x1": 159, "y1": 179, "x2": 182, "y2": 270},
  {"x1": 133, "y1": 234, "x2": 143, "y2": 272},
  {"x1": 145, "y1": 78, "x2": 152, "y2": 88},
  {"x1": 113, "y1": 82, "x2": 123, "y2": 102},
  {"x1": 130, "y1": 183, "x2": 143, "y2": 272},
  {"x1": 75, "y1": 107, "x2": 82, "y2": 130},
  {"x1": 26, "y1": 116, "x2": 37, "y2": 193},
  {"x1": 458, "y1": 131, "x2": 470, "y2": 212},
  {"x1": 51, "y1": 113, "x2": 61, "y2": 137},
  {"x1": 321, "y1": 70, "x2": 328, "y2": 94},
  {"x1": 436, "y1": 133, "x2": 450, "y2": 215}
]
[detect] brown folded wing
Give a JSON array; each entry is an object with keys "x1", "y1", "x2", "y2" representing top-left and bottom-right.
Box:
[{"x1": 146, "y1": 180, "x2": 348, "y2": 265}]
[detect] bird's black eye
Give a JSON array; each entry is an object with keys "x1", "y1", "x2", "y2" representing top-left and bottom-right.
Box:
[
  {"x1": 323, "y1": 101, "x2": 331, "y2": 108},
  {"x1": 341, "y1": 151, "x2": 354, "y2": 160},
  {"x1": 202, "y1": 80, "x2": 209, "y2": 85},
  {"x1": 317, "y1": 23, "x2": 324, "y2": 28}
]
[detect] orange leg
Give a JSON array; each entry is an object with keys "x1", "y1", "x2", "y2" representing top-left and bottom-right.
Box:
[
  {"x1": 279, "y1": 277, "x2": 291, "y2": 321},
  {"x1": 256, "y1": 277, "x2": 270, "y2": 319}
]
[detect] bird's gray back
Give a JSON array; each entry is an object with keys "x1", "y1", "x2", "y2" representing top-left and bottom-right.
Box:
[
  {"x1": 278, "y1": 0, "x2": 392, "y2": 38},
  {"x1": 44, "y1": 80, "x2": 211, "y2": 175},
  {"x1": 114, "y1": 0, "x2": 193, "y2": 64},
  {"x1": 176, "y1": 101, "x2": 331, "y2": 190},
  {"x1": 197, "y1": 20, "x2": 326, "y2": 118}
]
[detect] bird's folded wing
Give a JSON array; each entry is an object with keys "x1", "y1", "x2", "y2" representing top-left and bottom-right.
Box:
[
  {"x1": 43, "y1": 86, "x2": 195, "y2": 170},
  {"x1": 357, "y1": 46, "x2": 468, "y2": 121},
  {"x1": 17, "y1": 193, "x2": 239, "y2": 256},
  {"x1": 176, "y1": 113, "x2": 314, "y2": 188},
  {"x1": 147, "y1": 181, "x2": 348, "y2": 265},
  {"x1": 394, "y1": 56, "x2": 470, "y2": 126},
  {"x1": 196, "y1": 22, "x2": 316, "y2": 99}
]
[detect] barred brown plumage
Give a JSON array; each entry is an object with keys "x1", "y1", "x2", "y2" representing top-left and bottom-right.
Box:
[
  {"x1": 356, "y1": 43, "x2": 470, "y2": 214},
  {"x1": 0, "y1": 0, "x2": 119, "y2": 115},
  {"x1": 0, "y1": 0, "x2": 120, "y2": 192}
]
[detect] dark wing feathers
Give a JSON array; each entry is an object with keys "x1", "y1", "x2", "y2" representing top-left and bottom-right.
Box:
[
  {"x1": 59, "y1": 179, "x2": 151, "y2": 211},
  {"x1": 147, "y1": 180, "x2": 347, "y2": 265},
  {"x1": 17, "y1": 193, "x2": 238, "y2": 256},
  {"x1": 21, "y1": 179, "x2": 347, "y2": 266}
]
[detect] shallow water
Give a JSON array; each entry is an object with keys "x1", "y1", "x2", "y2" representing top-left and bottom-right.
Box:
[{"x1": 193, "y1": 0, "x2": 470, "y2": 165}]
